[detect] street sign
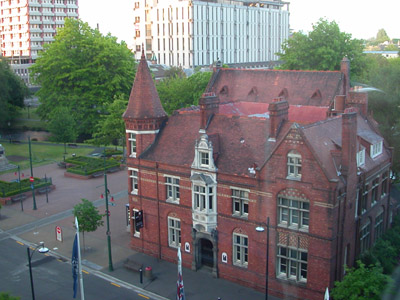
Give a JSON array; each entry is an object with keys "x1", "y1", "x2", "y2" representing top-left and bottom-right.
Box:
[
  {"x1": 29, "y1": 176, "x2": 34, "y2": 182},
  {"x1": 55, "y1": 226, "x2": 63, "y2": 242}
]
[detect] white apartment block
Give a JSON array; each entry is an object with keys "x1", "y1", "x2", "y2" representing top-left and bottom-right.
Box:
[
  {"x1": 0, "y1": 0, "x2": 78, "y2": 84},
  {"x1": 133, "y1": 0, "x2": 289, "y2": 69}
]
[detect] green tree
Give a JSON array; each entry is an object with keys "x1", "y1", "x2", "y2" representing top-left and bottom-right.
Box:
[
  {"x1": 0, "y1": 57, "x2": 28, "y2": 129},
  {"x1": 376, "y1": 28, "x2": 390, "y2": 44},
  {"x1": 89, "y1": 96, "x2": 128, "y2": 147},
  {"x1": 0, "y1": 292, "x2": 20, "y2": 300},
  {"x1": 277, "y1": 18, "x2": 366, "y2": 78},
  {"x1": 362, "y1": 56, "x2": 400, "y2": 174},
  {"x1": 47, "y1": 107, "x2": 77, "y2": 153},
  {"x1": 156, "y1": 71, "x2": 212, "y2": 114},
  {"x1": 331, "y1": 261, "x2": 389, "y2": 300},
  {"x1": 164, "y1": 66, "x2": 186, "y2": 79},
  {"x1": 31, "y1": 18, "x2": 136, "y2": 141},
  {"x1": 73, "y1": 198, "x2": 104, "y2": 249}
]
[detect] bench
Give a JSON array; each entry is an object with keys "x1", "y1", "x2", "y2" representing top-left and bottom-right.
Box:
[
  {"x1": 11, "y1": 140, "x2": 21, "y2": 144},
  {"x1": 92, "y1": 171, "x2": 104, "y2": 178},
  {"x1": 57, "y1": 161, "x2": 67, "y2": 168},
  {"x1": 68, "y1": 143, "x2": 78, "y2": 148},
  {"x1": 123, "y1": 259, "x2": 143, "y2": 272},
  {"x1": 37, "y1": 187, "x2": 52, "y2": 194},
  {"x1": 107, "y1": 166, "x2": 120, "y2": 173},
  {"x1": 11, "y1": 194, "x2": 27, "y2": 202}
]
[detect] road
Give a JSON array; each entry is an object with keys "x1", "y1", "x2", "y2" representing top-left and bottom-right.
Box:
[{"x1": 0, "y1": 236, "x2": 159, "y2": 300}]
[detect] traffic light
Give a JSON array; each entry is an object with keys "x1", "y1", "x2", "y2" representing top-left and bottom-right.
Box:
[{"x1": 134, "y1": 210, "x2": 144, "y2": 232}]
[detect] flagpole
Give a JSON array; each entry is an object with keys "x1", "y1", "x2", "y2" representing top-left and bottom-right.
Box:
[{"x1": 75, "y1": 217, "x2": 85, "y2": 300}]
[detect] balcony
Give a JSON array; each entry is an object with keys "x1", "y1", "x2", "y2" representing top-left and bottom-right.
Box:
[
  {"x1": 43, "y1": 28, "x2": 55, "y2": 33},
  {"x1": 42, "y1": 20, "x2": 54, "y2": 25},
  {"x1": 41, "y1": 3, "x2": 54, "y2": 8},
  {"x1": 30, "y1": 36, "x2": 43, "y2": 42},
  {"x1": 54, "y1": 3, "x2": 66, "y2": 8},
  {"x1": 67, "y1": 12, "x2": 78, "y2": 17},
  {"x1": 29, "y1": 27, "x2": 41, "y2": 33},
  {"x1": 55, "y1": 19, "x2": 65, "y2": 25},
  {"x1": 55, "y1": 12, "x2": 67, "y2": 17},
  {"x1": 66, "y1": 3, "x2": 78, "y2": 9},
  {"x1": 29, "y1": 19, "x2": 42, "y2": 25},
  {"x1": 29, "y1": 11, "x2": 41, "y2": 16},
  {"x1": 43, "y1": 36, "x2": 54, "y2": 42}
]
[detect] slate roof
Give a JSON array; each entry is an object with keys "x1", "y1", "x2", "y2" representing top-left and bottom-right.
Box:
[
  {"x1": 219, "y1": 102, "x2": 329, "y2": 124},
  {"x1": 123, "y1": 51, "x2": 167, "y2": 120},
  {"x1": 208, "y1": 68, "x2": 344, "y2": 106},
  {"x1": 301, "y1": 114, "x2": 391, "y2": 180}
]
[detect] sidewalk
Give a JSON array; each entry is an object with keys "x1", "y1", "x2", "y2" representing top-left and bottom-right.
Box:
[{"x1": 0, "y1": 163, "x2": 270, "y2": 300}]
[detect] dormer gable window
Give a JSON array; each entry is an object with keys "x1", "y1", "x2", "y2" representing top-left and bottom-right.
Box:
[
  {"x1": 192, "y1": 134, "x2": 216, "y2": 171},
  {"x1": 287, "y1": 150, "x2": 302, "y2": 180},
  {"x1": 370, "y1": 141, "x2": 383, "y2": 159}
]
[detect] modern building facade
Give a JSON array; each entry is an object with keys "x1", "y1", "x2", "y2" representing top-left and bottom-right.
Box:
[
  {"x1": 123, "y1": 53, "x2": 393, "y2": 300},
  {"x1": 133, "y1": 0, "x2": 289, "y2": 69},
  {"x1": 0, "y1": 0, "x2": 79, "y2": 84}
]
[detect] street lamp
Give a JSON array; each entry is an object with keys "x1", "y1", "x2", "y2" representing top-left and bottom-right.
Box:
[
  {"x1": 256, "y1": 216, "x2": 270, "y2": 300},
  {"x1": 103, "y1": 147, "x2": 113, "y2": 271},
  {"x1": 27, "y1": 242, "x2": 49, "y2": 300}
]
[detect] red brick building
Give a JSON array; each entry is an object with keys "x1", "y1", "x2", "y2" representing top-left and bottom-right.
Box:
[{"x1": 123, "y1": 53, "x2": 393, "y2": 300}]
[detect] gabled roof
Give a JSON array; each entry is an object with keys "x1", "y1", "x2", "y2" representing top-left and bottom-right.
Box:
[
  {"x1": 219, "y1": 102, "x2": 328, "y2": 124},
  {"x1": 301, "y1": 114, "x2": 391, "y2": 180},
  {"x1": 208, "y1": 68, "x2": 344, "y2": 106},
  {"x1": 123, "y1": 51, "x2": 167, "y2": 120},
  {"x1": 141, "y1": 111, "x2": 279, "y2": 176}
]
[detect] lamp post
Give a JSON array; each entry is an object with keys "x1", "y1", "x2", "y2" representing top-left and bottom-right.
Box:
[
  {"x1": 256, "y1": 217, "x2": 270, "y2": 300},
  {"x1": 27, "y1": 242, "x2": 49, "y2": 300},
  {"x1": 28, "y1": 136, "x2": 37, "y2": 210},
  {"x1": 103, "y1": 148, "x2": 113, "y2": 271},
  {"x1": 17, "y1": 165, "x2": 23, "y2": 211}
]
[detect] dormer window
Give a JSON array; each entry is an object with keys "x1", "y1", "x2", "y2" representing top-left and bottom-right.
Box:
[
  {"x1": 200, "y1": 152, "x2": 209, "y2": 166},
  {"x1": 192, "y1": 134, "x2": 216, "y2": 172},
  {"x1": 357, "y1": 147, "x2": 365, "y2": 167},
  {"x1": 370, "y1": 141, "x2": 383, "y2": 158}
]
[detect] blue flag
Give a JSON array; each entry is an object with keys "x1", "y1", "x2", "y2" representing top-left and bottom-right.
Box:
[{"x1": 72, "y1": 234, "x2": 79, "y2": 298}]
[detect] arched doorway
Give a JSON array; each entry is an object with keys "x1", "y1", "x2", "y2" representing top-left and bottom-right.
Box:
[{"x1": 200, "y1": 238, "x2": 213, "y2": 267}]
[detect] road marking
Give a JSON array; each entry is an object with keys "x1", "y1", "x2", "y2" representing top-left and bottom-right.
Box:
[
  {"x1": 16, "y1": 241, "x2": 24, "y2": 246},
  {"x1": 138, "y1": 294, "x2": 150, "y2": 299},
  {"x1": 82, "y1": 270, "x2": 89, "y2": 274},
  {"x1": 111, "y1": 282, "x2": 120, "y2": 288},
  {"x1": 45, "y1": 253, "x2": 50, "y2": 256},
  {"x1": 57, "y1": 259, "x2": 64, "y2": 262}
]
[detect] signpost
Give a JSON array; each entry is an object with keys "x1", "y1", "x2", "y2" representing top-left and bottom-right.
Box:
[{"x1": 55, "y1": 226, "x2": 63, "y2": 242}]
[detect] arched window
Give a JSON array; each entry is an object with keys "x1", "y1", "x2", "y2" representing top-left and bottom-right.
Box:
[{"x1": 287, "y1": 150, "x2": 302, "y2": 180}]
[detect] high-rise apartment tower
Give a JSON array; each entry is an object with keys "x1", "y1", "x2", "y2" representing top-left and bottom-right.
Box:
[{"x1": 0, "y1": 0, "x2": 79, "y2": 84}]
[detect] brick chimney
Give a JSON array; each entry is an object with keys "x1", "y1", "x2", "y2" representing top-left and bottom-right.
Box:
[
  {"x1": 341, "y1": 57, "x2": 350, "y2": 96},
  {"x1": 341, "y1": 108, "x2": 357, "y2": 177},
  {"x1": 268, "y1": 97, "x2": 289, "y2": 141},
  {"x1": 199, "y1": 92, "x2": 219, "y2": 130}
]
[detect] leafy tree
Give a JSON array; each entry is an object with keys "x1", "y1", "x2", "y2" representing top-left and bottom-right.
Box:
[
  {"x1": 156, "y1": 71, "x2": 212, "y2": 114},
  {"x1": 0, "y1": 57, "x2": 28, "y2": 128},
  {"x1": 31, "y1": 18, "x2": 136, "y2": 141},
  {"x1": 277, "y1": 18, "x2": 366, "y2": 78},
  {"x1": 331, "y1": 261, "x2": 389, "y2": 300},
  {"x1": 376, "y1": 29, "x2": 390, "y2": 44},
  {"x1": 0, "y1": 292, "x2": 20, "y2": 300},
  {"x1": 164, "y1": 66, "x2": 186, "y2": 79},
  {"x1": 47, "y1": 107, "x2": 77, "y2": 153},
  {"x1": 89, "y1": 95, "x2": 128, "y2": 147},
  {"x1": 73, "y1": 198, "x2": 104, "y2": 249},
  {"x1": 361, "y1": 56, "x2": 400, "y2": 174}
]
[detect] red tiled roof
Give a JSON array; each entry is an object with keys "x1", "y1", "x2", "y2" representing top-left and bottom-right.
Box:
[
  {"x1": 219, "y1": 102, "x2": 329, "y2": 124},
  {"x1": 141, "y1": 112, "x2": 280, "y2": 176},
  {"x1": 123, "y1": 52, "x2": 167, "y2": 120},
  {"x1": 209, "y1": 68, "x2": 344, "y2": 106}
]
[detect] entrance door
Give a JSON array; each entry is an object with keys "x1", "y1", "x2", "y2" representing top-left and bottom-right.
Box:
[{"x1": 200, "y1": 239, "x2": 213, "y2": 267}]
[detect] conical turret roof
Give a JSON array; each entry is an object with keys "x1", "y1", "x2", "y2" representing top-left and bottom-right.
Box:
[{"x1": 123, "y1": 50, "x2": 167, "y2": 120}]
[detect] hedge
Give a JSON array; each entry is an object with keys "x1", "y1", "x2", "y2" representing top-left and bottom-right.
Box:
[
  {"x1": 0, "y1": 177, "x2": 52, "y2": 197},
  {"x1": 65, "y1": 156, "x2": 120, "y2": 176}
]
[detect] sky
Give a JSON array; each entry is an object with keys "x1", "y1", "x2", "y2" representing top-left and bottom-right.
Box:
[{"x1": 78, "y1": 0, "x2": 399, "y2": 43}]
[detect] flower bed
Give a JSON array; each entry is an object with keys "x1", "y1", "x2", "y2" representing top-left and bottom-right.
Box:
[
  {"x1": 0, "y1": 177, "x2": 52, "y2": 197},
  {"x1": 65, "y1": 156, "x2": 120, "y2": 176}
]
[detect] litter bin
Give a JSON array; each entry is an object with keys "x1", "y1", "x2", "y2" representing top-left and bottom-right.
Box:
[{"x1": 144, "y1": 266, "x2": 153, "y2": 279}]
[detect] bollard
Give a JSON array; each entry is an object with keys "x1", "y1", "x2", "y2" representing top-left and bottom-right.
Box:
[{"x1": 139, "y1": 268, "x2": 143, "y2": 284}]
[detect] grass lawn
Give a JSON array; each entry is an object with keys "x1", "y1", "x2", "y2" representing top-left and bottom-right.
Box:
[{"x1": 0, "y1": 142, "x2": 94, "y2": 174}]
